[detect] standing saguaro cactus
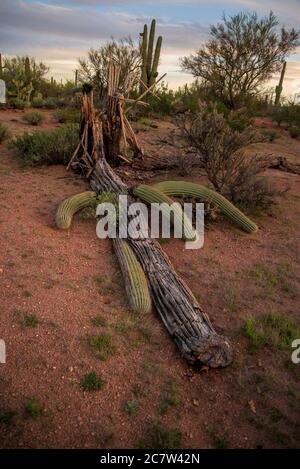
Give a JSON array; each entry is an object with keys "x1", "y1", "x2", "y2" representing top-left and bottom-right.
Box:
[
  {"x1": 140, "y1": 19, "x2": 162, "y2": 92},
  {"x1": 274, "y1": 61, "x2": 287, "y2": 106}
]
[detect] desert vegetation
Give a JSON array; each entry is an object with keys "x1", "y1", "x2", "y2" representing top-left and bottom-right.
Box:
[{"x1": 0, "y1": 8, "x2": 300, "y2": 451}]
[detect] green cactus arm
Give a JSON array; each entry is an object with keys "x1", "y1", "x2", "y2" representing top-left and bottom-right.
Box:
[
  {"x1": 55, "y1": 191, "x2": 97, "y2": 229},
  {"x1": 147, "y1": 19, "x2": 156, "y2": 79},
  {"x1": 152, "y1": 181, "x2": 258, "y2": 233},
  {"x1": 113, "y1": 238, "x2": 152, "y2": 314},
  {"x1": 149, "y1": 36, "x2": 162, "y2": 86},
  {"x1": 133, "y1": 184, "x2": 197, "y2": 241}
]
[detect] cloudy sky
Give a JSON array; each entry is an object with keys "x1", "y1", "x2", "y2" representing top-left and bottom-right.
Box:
[{"x1": 1, "y1": 0, "x2": 300, "y2": 95}]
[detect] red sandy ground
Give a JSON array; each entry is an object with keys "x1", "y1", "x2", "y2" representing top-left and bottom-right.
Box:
[{"x1": 0, "y1": 109, "x2": 299, "y2": 448}]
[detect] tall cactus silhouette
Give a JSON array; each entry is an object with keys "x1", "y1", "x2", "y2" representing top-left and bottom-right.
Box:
[
  {"x1": 140, "y1": 19, "x2": 162, "y2": 93},
  {"x1": 274, "y1": 61, "x2": 286, "y2": 106}
]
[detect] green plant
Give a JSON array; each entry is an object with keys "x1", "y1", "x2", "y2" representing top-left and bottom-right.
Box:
[
  {"x1": 140, "y1": 19, "x2": 162, "y2": 92},
  {"x1": 153, "y1": 181, "x2": 258, "y2": 233},
  {"x1": 0, "y1": 410, "x2": 17, "y2": 425},
  {"x1": 0, "y1": 123, "x2": 11, "y2": 143},
  {"x1": 289, "y1": 126, "x2": 300, "y2": 139},
  {"x1": 21, "y1": 314, "x2": 39, "y2": 327},
  {"x1": 9, "y1": 124, "x2": 79, "y2": 166},
  {"x1": 123, "y1": 400, "x2": 139, "y2": 415},
  {"x1": 113, "y1": 239, "x2": 152, "y2": 314},
  {"x1": 32, "y1": 96, "x2": 45, "y2": 108},
  {"x1": 25, "y1": 397, "x2": 44, "y2": 419},
  {"x1": 11, "y1": 98, "x2": 26, "y2": 110},
  {"x1": 242, "y1": 313, "x2": 300, "y2": 352},
  {"x1": 159, "y1": 383, "x2": 182, "y2": 416},
  {"x1": 139, "y1": 423, "x2": 182, "y2": 449},
  {"x1": 24, "y1": 111, "x2": 44, "y2": 126},
  {"x1": 53, "y1": 108, "x2": 81, "y2": 124},
  {"x1": 133, "y1": 185, "x2": 197, "y2": 241},
  {"x1": 274, "y1": 61, "x2": 287, "y2": 106},
  {"x1": 44, "y1": 97, "x2": 57, "y2": 109},
  {"x1": 55, "y1": 191, "x2": 97, "y2": 229},
  {"x1": 88, "y1": 333, "x2": 116, "y2": 361},
  {"x1": 92, "y1": 315, "x2": 107, "y2": 327},
  {"x1": 81, "y1": 372, "x2": 105, "y2": 391}
]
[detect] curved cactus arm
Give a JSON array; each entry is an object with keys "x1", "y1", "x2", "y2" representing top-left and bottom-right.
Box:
[
  {"x1": 133, "y1": 184, "x2": 197, "y2": 241},
  {"x1": 152, "y1": 181, "x2": 258, "y2": 233},
  {"x1": 55, "y1": 191, "x2": 97, "y2": 229},
  {"x1": 113, "y1": 238, "x2": 152, "y2": 314}
]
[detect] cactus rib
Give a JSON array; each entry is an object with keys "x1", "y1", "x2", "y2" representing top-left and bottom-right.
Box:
[
  {"x1": 152, "y1": 181, "x2": 258, "y2": 233},
  {"x1": 113, "y1": 238, "x2": 152, "y2": 314},
  {"x1": 56, "y1": 191, "x2": 97, "y2": 229},
  {"x1": 133, "y1": 184, "x2": 197, "y2": 241}
]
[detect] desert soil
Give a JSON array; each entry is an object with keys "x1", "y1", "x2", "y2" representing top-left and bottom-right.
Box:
[{"x1": 0, "y1": 108, "x2": 300, "y2": 448}]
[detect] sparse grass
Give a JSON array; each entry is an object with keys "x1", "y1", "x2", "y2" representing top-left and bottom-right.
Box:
[
  {"x1": 25, "y1": 397, "x2": 44, "y2": 419},
  {"x1": 23, "y1": 111, "x2": 44, "y2": 126},
  {"x1": 88, "y1": 333, "x2": 116, "y2": 361},
  {"x1": 91, "y1": 315, "x2": 108, "y2": 327},
  {"x1": 242, "y1": 313, "x2": 300, "y2": 353},
  {"x1": 139, "y1": 423, "x2": 182, "y2": 449},
  {"x1": 123, "y1": 400, "x2": 139, "y2": 416},
  {"x1": 0, "y1": 410, "x2": 17, "y2": 425},
  {"x1": 159, "y1": 382, "x2": 182, "y2": 416},
  {"x1": 81, "y1": 372, "x2": 105, "y2": 392},
  {"x1": 250, "y1": 262, "x2": 297, "y2": 297},
  {"x1": 207, "y1": 426, "x2": 229, "y2": 449},
  {"x1": 20, "y1": 314, "x2": 39, "y2": 328},
  {"x1": 0, "y1": 123, "x2": 11, "y2": 143},
  {"x1": 269, "y1": 407, "x2": 284, "y2": 423},
  {"x1": 132, "y1": 383, "x2": 145, "y2": 398}
]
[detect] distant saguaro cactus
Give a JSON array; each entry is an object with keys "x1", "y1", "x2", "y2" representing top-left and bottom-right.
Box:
[
  {"x1": 274, "y1": 61, "x2": 287, "y2": 106},
  {"x1": 140, "y1": 19, "x2": 162, "y2": 92}
]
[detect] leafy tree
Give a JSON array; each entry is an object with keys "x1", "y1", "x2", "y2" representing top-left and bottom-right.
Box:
[
  {"x1": 181, "y1": 11, "x2": 299, "y2": 109},
  {"x1": 78, "y1": 37, "x2": 141, "y2": 98},
  {"x1": 2, "y1": 56, "x2": 48, "y2": 102}
]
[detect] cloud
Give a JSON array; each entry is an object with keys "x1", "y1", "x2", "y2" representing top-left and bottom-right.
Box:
[{"x1": 0, "y1": 0, "x2": 299, "y2": 93}]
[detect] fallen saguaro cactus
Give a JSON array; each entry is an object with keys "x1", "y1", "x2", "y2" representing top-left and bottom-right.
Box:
[
  {"x1": 153, "y1": 181, "x2": 258, "y2": 233},
  {"x1": 112, "y1": 238, "x2": 152, "y2": 314},
  {"x1": 55, "y1": 191, "x2": 97, "y2": 229},
  {"x1": 133, "y1": 184, "x2": 197, "y2": 241}
]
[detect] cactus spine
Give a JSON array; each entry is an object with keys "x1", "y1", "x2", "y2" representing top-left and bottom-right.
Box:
[
  {"x1": 140, "y1": 19, "x2": 162, "y2": 92},
  {"x1": 56, "y1": 191, "x2": 97, "y2": 229},
  {"x1": 274, "y1": 61, "x2": 286, "y2": 106},
  {"x1": 113, "y1": 238, "x2": 152, "y2": 314},
  {"x1": 133, "y1": 184, "x2": 197, "y2": 241},
  {"x1": 153, "y1": 181, "x2": 258, "y2": 233}
]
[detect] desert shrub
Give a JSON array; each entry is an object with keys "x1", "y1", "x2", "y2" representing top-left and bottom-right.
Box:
[
  {"x1": 181, "y1": 104, "x2": 280, "y2": 209},
  {"x1": 23, "y1": 111, "x2": 44, "y2": 126},
  {"x1": 271, "y1": 104, "x2": 300, "y2": 127},
  {"x1": 32, "y1": 96, "x2": 45, "y2": 108},
  {"x1": 9, "y1": 124, "x2": 78, "y2": 166},
  {"x1": 0, "y1": 123, "x2": 11, "y2": 143},
  {"x1": 10, "y1": 98, "x2": 26, "y2": 110},
  {"x1": 289, "y1": 126, "x2": 300, "y2": 139},
  {"x1": 53, "y1": 108, "x2": 81, "y2": 124},
  {"x1": 44, "y1": 97, "x2": 58, "y2": 109},
  {"x1": 260, "y1": 129, "x2": 279, "y2": 142}
]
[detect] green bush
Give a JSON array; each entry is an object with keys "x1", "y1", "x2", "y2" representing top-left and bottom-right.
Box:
[
  {"x1": 32, "y1": 97, "x2": 45, "y2": 108},
  {"x1": 272, "y1": 105, "x2": 300, "y2": 127},
  {"x1": 24, "y1": 111, "x2": 44, "y2": 126},
  {"x1": 44, "y1": 97, "x2": 58, "y2": 109},
  {"x1": 0, "y1": 123, "x2": 11, "y2": 143},
  {"x1": 289, "y1": 126, "x2": 300, "y2": 139},
  {"x1": 11, "y1": 98, "x2": 26, "y2": 110},
  {"x1": 53, "y1": 108, "x2": 81, "y2": 124},
  {"x1": 9, "y1": 124, "x2": 79, "y2": 166}
]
